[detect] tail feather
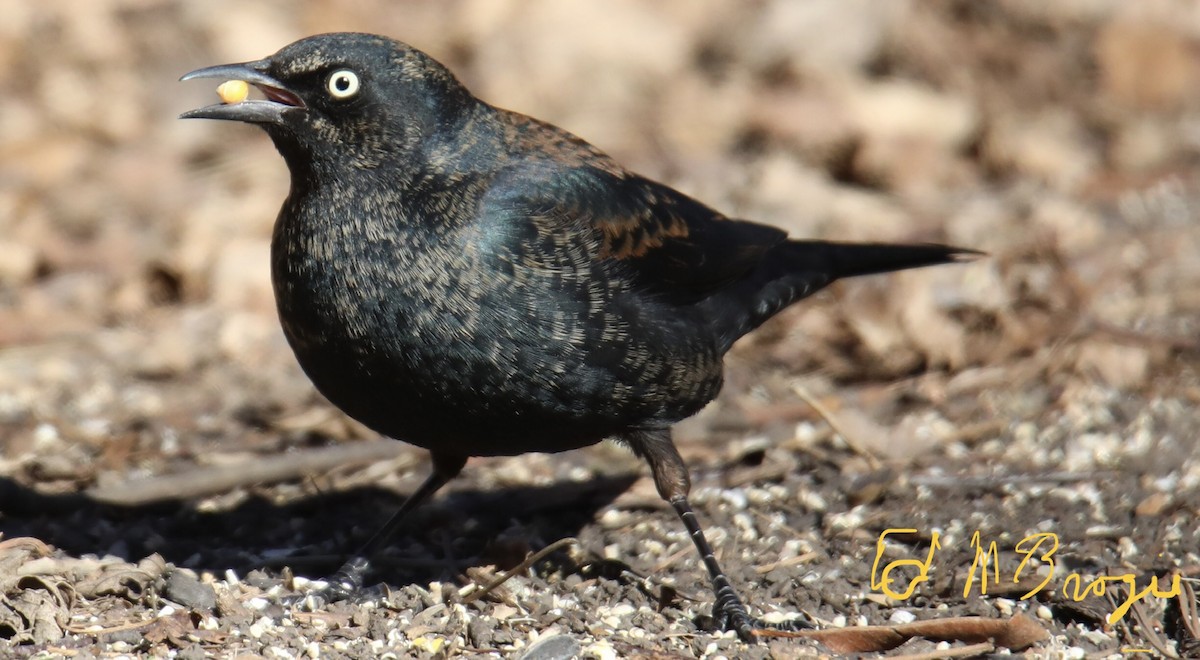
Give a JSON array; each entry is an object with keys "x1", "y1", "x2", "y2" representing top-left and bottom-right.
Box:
[
  {"x1": 786, "y1": 241, "x2": 981, "y2": 280},
  {"x1": 709, "y1": 240, "x2": 980, "y2": 350}
]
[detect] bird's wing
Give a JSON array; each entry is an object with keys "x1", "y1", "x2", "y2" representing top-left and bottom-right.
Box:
[
  {"x1": 481, "y1": 111, "x2": 788, "y2": 303},
  {"x1": 483, "y1": 166, "x2": 786, "y2": 304},
  {"x1": 477, "y1": 150, "x2": 788, "y2": 304},
  {"x1": 587, "y1": 175, "x2": 788, "y2": 303}
]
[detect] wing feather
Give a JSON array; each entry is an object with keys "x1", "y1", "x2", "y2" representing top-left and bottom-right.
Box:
[{"x1": 587, "y1": 175, "x2": 787, "y2": 303}]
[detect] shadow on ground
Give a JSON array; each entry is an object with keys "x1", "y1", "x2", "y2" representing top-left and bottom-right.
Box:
[{"x1": 0, "y1": 473, "x2": 640, "y2": 585}]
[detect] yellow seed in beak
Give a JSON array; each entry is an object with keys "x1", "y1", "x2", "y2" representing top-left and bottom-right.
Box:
[{"x1": 217, "y1": 80, "x2": 250, "y2": 104}]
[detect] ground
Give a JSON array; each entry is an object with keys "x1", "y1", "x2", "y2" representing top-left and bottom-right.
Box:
[{"x1": 2, "y1": 1, "x2": 1199, "y2": 658}]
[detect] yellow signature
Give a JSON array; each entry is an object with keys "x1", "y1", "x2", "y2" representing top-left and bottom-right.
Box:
[{"x1": 871, "y1": 528, "x2": 1180, "y2": 624}]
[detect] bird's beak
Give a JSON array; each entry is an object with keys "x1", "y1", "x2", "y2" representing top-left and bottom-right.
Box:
[{"x1": 179, "y1": 60, "x2": 305, "y2": 124}]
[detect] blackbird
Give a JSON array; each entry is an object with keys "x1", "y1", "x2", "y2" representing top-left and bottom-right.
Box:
[{"x1": 182, "y1": 32, "x2": 976, "y2": 641}]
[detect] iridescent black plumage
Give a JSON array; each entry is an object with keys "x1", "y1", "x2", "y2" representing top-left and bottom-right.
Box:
[{"x1": 182, "y1": 33, "x2": 977, "y2": 641}]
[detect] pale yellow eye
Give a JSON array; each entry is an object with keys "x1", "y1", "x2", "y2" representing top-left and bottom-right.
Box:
[
  {"x1": 327, "y1": 70, "x2": 359, "y2": 99},
  {"x1": 217, "y1": 80, "x2": 249, "y2": 104}
]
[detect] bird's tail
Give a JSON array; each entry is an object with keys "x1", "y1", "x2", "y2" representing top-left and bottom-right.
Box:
[
  {"x1": 786, "y1": 240, "x2": 980, "y2": 280},
  {"x1": 710, "y1": 240, "x2": 980, "y2": 351}
]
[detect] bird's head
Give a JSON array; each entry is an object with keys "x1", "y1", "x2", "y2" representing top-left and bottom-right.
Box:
[{"x1": 181, "y1": 33, "x2": 473, "y2": 170}]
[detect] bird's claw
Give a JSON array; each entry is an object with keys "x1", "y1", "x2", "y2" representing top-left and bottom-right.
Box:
[
  {"x1": 711, "y1": 596, "x2": 814, "y2": 643},
  {"x1": 279, "y1": 555, "x2": 383, "y2": 609},
  {"x1": 711, "y1": 594, "x2": 757, "y2": 642},
  {"x1": 280, "y1": 580, "x2": 386, "y2": 610}
]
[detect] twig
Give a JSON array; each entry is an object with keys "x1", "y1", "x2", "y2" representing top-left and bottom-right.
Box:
[
  {"x1": 887, "y1": 641, "x2": 995, "y2": 660},
  {"x1": 792, "y1": 385, "x2": 882, "y2": 470},
  {"x1": 722, "y1": 454, "x2": 796, "y2": 488},
  {"x1": 1106, "y1": 576, "x2": 1179, "y2": 660},
  {"x1": 754, "y1": 551, "x2": 820, "y2": 575},
  {"x1": 88, "y1": 442, "x2": 417, "y2": 505},
  {"x1": 1176, "y1": 577, "x2": 1199, "y2": 651},
  {"x1": 460, "y1": 537, "x2": 578, "y2": 605},
  {"x1": 66, "y1": 617, "x2": 155, "y2": 635},
  {"x1": 910, "y1": 471, "x2": 1115, "y2": 489},
  {"x1": 1085, "y1": 647, "x2": 1129, "y2": 660},
  {"x1": 1086, "y1": 319, "x2": 1200, "y2": 352},
  {"x1": 0, "y1": 536, "x2": 52, "y2": 555},
  {"x1": 260, "y1": 553, "x2": 469, "y2": 570},
  {"x1": 1128, "y1": 585, "x2": 1178, "y2": 659},
  {"x1": 650, "y1": 545, "x2": 694, "y2": 574}
]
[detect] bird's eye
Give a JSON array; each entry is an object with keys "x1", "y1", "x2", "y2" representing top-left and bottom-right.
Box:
[{"x1": 326, "y1": 70, "x2": 360, "y2": 99}]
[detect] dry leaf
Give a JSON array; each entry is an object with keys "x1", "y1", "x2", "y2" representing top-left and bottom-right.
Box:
[{"x1": 794, "y1": 614, "x2": 1048, "y2": 653}]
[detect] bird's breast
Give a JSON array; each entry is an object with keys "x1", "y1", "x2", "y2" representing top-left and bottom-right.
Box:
[
  {"x1": 268, "y1": 198, "x2": 613, "y2": 442},
  {"x1": 270, "y1": 201, "x2": 477, "y2": 370},
  {"x1": 267, "y1": 191, "x2": 725, "y2": 452}
]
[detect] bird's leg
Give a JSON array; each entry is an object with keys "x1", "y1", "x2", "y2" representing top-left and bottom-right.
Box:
[
  {"x1": 302, "y1": 452, "x2": 466, "y2": 605},
  {"x1": 628, "y1": 430, "x2": 811, "y2": 642}
]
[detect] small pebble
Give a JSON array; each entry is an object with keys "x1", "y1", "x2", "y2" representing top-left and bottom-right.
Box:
[
  {"x1": 994, "y1": 598, "x2": 1015, "y2": 616},
  {"x1": 720, "y1": 488, "x2": 748, "y2": 510},
  {"x1": 583, "y1": 639, "x2": 618, "y2": 660},
  {"x1": 176, "y1": 645, "x2": 208, "y2": 660},
  {"x1": 291, "y1": 576, "x2": 324, "y2": 590},
  {"x1": 516, "y1": 634, "x2": 581, "y2": 660},
  {"x1": 467, "y1": 616, "x2": 494, "y2": 648},
  {"x1": 164, "y1": 570, "x2": 217, "y2": 611},
  {"x1": 248, "y1": 616, "x2": 274, "y2": 639},
  {"x1": 246, "y1": 597, "x2": 270, "y2": 611},
  {"x1": 102, "y1": 631, "x2": 142, "y2": 647}
]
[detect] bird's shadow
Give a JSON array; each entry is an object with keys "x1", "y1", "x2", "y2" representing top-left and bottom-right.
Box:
[{"x1": 0, "y1": 472, "x2": 640, "y2": 587}]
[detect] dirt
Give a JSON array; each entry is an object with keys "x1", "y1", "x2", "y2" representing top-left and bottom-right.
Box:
[{"x1": 2, "y1": 1, "x2": 1199, "y2": 658}]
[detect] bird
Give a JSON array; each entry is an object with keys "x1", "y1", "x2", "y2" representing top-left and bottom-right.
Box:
[{"x1": 181, "y1": 32, "x2": 977, "y2": 642}]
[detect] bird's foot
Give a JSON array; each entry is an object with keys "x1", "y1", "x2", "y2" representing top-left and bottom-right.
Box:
[
  {"x1": 281, "y1": 556, "x2": 384, "y2": 609},
  {"x1": 710, "y1": 593, "x2": 813, "y2": 643}
]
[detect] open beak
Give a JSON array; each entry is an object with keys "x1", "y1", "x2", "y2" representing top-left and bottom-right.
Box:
[{"x1": 179, "y1": 60, "x2": 305, "y2": 124}]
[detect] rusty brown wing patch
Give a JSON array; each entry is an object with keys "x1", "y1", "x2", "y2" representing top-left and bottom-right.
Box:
[
  {"x1": 595, "y1": 201, "x2": 691, "y2": 261},
  {"x1": 593, "y1": 176, "x2": 788, "y2": 304}
]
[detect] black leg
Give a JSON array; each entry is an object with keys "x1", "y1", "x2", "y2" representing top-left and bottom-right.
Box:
[
  {"x1": 302, "y1": 452, "x2": 466, "y2": 604},
  {"x1": 627, "y1": 430, "x2": 811, "y2": 642},
  {"x1": 670, "y1": 493, "x2": 753, "y2": 638}
]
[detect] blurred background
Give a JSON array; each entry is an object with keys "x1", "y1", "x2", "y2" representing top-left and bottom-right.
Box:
[
  {"x1": 1, "y1": 0, "x2": 1199, "y2": 656},
  {"x1": 3, "y1": 0, "x2": 1197, "y2": 477}
]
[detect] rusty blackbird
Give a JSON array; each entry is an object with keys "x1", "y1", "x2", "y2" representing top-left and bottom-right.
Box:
[{"x1": 182, "y1": 32, "x2": 976, "y2": 641}]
